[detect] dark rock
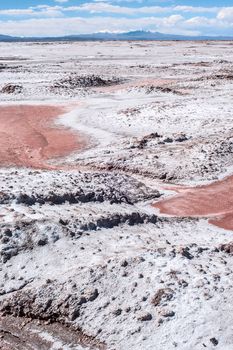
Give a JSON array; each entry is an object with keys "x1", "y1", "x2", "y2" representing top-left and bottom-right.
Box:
[
  {"x1": 1, "y1": 237, "x2": 9, "y2": 244},
  {"x1": 210, "y1": 338, "x2": 218, "y2": 346},
  {"x1": 175, "y1": 134, "x2": 188, "y2": 142},
  {"x1": 163, "y1": 137, "x2": 173, "y2": 143},
  {"x1": 121, "y1": 260, "x2": 128, "y2": 267},
  {"x1": 84, "y1": 288, "x2": 99, "y2": 302},
  {"x1": 137, "y1": 312, "x2": 152, "y2": 321},
  {"x1": 179, "y1": 247, "x2": 194, "y2": 260},
  {"x1": 161, "y1": 310, "x2": 175, "y2": 318},
  {"x1": 159, "y1": 173, "x2": 167, "y2": 180},
  {"x1": 151, "y1": 288, "x2": 174, "y2": 306},
  {"x1": 70, "y1": 308, "x2": 80, "y2": 321},
  {"x1": 219, "y1": 242, "x2": 233, "y2": 254},
  {"x1": 88, "y1": 222, "x2": 97, "y2": 231},
  {"x1": 37, "y1": 236, "x2": 48, "y2": 246},
  {"x1": 52, "y1": 74, "x2": 122, "y2": 92},
  {"x1": 16, "y1": 194, "x2": 36, "y2": 205},
  {"x1": 1, "y1": 247, "x2": 18, "y2": 263},
  {"x1": 59, "y1": 218, "x2": 68, "y2": 226},
  {"x1": 1, "y1": 84, "x2": 23, "y2": 94},
  {"x1": 113, "y1": 308, "x2": 122, "y2": 316},
  {"x1": 4, "y1": 229, "x2": 12, "y2": 237}
]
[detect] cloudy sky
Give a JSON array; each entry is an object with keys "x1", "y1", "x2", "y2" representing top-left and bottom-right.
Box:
[{"x1": 0, "y1": 1, "x2": 233, "y2": 37}]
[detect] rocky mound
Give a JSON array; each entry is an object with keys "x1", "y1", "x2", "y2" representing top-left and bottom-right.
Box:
[{"x1": 51, "y1": 74, "x2": 123, "y2": 94}]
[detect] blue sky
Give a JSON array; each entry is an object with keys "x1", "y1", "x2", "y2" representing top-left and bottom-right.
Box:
[{"x1": 0, "y1": 1, "x2": 232, "y2": 37}]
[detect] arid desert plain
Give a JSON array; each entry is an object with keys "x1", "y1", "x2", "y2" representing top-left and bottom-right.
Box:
[{"x1": 0, "y1": 41, "x2": 233, "y2": 350}]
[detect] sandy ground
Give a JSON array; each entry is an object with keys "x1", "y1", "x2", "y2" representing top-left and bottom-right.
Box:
[{"x1": 0, "y1": 41, "x2": 233, "y2": 350}]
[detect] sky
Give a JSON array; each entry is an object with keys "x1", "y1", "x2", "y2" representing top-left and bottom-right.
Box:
[{"x1": 0, "y1": 1, "x2": 232, "y2": 37}]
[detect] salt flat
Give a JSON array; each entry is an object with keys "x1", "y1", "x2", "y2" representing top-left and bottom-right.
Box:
[{"x1": 0, "y1": 41, "x2": 233, "y2": 350}]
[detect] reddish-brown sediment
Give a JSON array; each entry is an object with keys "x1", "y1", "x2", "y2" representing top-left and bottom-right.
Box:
[
  {"x1": 0, "y1": 105, "x2": 86, "y2": 169},
  {"x1": 153, "y1": 176, "x2": 233, "y2": 231}
]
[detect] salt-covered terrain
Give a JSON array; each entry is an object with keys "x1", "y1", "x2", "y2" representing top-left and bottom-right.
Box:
[{"x1": 0, "y1": 41, "x2": 233, "y2": 349}]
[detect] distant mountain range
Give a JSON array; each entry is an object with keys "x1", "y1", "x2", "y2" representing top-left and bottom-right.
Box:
[{"x1": 0, "y1": 31, "x2": 233, "y2": 42}]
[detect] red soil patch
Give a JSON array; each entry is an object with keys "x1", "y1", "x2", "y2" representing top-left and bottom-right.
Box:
[
  {"x1": 153, "y1": 176, "x2": 233, "y2": 231},
  {"x1": 0, "y1": 105, "x2": 85, "y2": 169},
  {"x1": 210, "y1": 214, "x2": 233, "y2": 231}
]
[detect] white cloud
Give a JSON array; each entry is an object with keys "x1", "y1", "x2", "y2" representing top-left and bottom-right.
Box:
[
  {"x1": 0, "y1": 9, "x2": 35, "y2": 16},
  {"x1": 0, "y1": 15, "x2": 209, "y2": 37},
  {"x1": 217, "y1": 7, "x2": 233, "y2": 22},
  {"x1": 63, "y1": 3, "x2": 223, "y2": 16},
  {"x1": 0, "y1": 3, "x2": 225, "y2": 17},
  {"x1": 0, "y1": 6, "x2": 64, "y2": 18},
  {"x1": 64, "y1": 3, "x2": 169, "y2": 15},
  {"x1": 174, "y1": 6, "x2": 219, "y2": 14},
  {"x1": 0, "y1": 3, "x2": 232, "y2": 37},
  {"x1": 185, "y1": 16, "x2": 216, "y2": 27}
]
